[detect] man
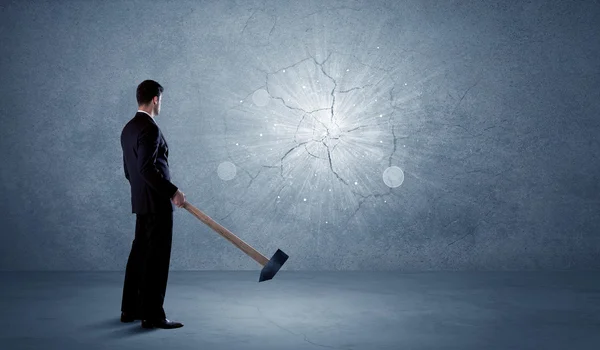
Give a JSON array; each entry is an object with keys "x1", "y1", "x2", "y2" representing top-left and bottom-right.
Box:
[{"x1": 119, "y1": 79, "x2": 186, "y2": 329}]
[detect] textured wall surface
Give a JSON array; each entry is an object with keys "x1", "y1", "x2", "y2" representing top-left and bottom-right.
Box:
[{"x1": 0, "y1": 0, "x2": 598, "y2": 271}]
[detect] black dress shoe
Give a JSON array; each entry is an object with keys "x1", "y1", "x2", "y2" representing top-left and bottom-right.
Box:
[
  {"x1": 141, "y1": 318, "x2": 184, "y2": 329},
  {"x1": 121, "y1": 312, "x2": 140, "y2": 323}
]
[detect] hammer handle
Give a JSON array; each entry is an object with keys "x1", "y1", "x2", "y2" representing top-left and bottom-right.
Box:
[{"x1": 182, "y1": 202, "x2": 270, "y2": 266}]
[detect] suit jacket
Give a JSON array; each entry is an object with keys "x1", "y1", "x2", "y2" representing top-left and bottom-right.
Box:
[{"x1": 121, "y1": 112, "x2": 178, "y2": 214}]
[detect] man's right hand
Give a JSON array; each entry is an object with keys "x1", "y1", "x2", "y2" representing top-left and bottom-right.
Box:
[{"x1": 171, "y1": 189, "x2": 186, "y2": 208}]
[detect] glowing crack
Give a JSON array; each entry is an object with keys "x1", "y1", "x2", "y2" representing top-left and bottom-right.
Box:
[{"x1": 223, "y1": 48, "x2": 405, "y2": 229}]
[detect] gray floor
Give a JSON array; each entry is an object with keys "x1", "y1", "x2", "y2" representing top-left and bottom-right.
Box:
[{"x1": 1, "y1": 271, "x2": 599, "y2": 350}]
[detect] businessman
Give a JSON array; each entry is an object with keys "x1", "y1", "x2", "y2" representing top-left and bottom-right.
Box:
[{"x1": 120, "y1": 79, "x2": 185, "y2": 329}]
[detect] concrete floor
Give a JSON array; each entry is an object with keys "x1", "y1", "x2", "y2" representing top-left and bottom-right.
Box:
[{"x1": 1, "y1": 271, "x2": 599, "y2": 350}]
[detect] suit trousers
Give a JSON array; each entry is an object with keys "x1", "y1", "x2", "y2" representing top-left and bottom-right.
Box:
[{"x1": 121, "y1": 211, "x2": 173, "y2": 320}]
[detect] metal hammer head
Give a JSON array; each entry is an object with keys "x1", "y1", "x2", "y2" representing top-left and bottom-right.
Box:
[{"x1": 259, "y1": 249, "x2": 289, "y2": 282}]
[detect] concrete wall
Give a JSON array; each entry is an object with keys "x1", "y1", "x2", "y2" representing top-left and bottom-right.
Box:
[{"x1": 1, "y1": 0, "x2": 598, "y2": 270}]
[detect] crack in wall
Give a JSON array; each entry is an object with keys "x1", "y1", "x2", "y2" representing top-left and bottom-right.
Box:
[
  {"x1": 300, "y1": 5, "x2": 366, "y2": 20},
  {"x1": 223, "y1": 46, "x2": 410, "y2": 228},
  {"x1": 239, "y1": 3, "x2": 277, "y2": 47},
  {"x1": 345, "y1": 189, "x2": 394, "y2": 227}
]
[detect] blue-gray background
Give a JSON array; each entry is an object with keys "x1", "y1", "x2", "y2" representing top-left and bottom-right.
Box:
[{"x1": 1, "y1": 0, "x2": 598, "y2": 271}]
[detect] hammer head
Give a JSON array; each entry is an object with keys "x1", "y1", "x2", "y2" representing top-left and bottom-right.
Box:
[{"x1": 259, "y1": 249, "x2": 289, "y2": 282}]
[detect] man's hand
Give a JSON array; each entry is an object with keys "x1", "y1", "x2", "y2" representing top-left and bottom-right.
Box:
[{"x1": 171, "y1": 189, "x2": 186, "y2": 208}]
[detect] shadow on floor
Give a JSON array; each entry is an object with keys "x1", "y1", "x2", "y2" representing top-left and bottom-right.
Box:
[
  {"x1": 79, "y1": 317, "x2": 125, "y2": 331},
  {"x1": 108, "y1": 325, "x2": 158, "y2": 338},
  {"x1": 79, "y1": 317, "x2": 158, "y2": 338}
]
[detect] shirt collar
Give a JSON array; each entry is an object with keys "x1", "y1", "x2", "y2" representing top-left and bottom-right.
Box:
[{"x1": 137, "y1": 110, "x2": 152, "y2": 118}]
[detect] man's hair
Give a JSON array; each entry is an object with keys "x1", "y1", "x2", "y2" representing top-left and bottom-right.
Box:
[{"x1": 136, "y1": 80, "x2": 164, "y2": 106}]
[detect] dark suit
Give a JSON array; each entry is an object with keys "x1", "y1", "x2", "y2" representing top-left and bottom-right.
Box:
[{"x1": 120, "y1": 111, "x2": 178, "y2": 321}]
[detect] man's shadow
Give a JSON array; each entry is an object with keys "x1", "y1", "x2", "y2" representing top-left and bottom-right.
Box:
[{"x1": 80, "y1": 318, "x2": 158, "y2": 338}]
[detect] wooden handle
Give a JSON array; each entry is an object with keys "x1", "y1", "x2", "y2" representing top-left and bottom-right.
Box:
[{"x1": 182, "y1": 202, "x2": 269, "y2": 266}]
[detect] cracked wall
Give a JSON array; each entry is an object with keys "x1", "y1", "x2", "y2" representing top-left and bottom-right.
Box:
[{"x1": 0, "y1": 0, "x2": 599, "y2": 270}]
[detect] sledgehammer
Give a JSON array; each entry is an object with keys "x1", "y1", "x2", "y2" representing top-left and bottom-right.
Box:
[{"x1": 182, "y1": 202, "x2": 289, "y2": 282}]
